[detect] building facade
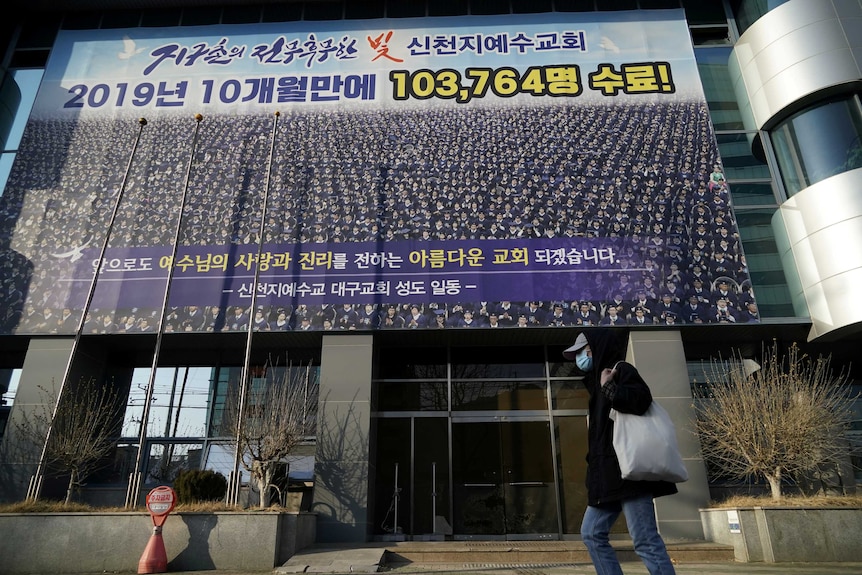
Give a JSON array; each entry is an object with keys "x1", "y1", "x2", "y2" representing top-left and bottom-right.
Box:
[{"x1": 0, "y1": 0, "x2": 860, "y2": 544}]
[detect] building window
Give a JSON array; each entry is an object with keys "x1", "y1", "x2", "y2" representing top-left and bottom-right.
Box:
[
  {"x1": 729, "y1": 0, "x2": 791, "y2": 37},
  {"x1": 695, "y1": 47, "x2": 744, "y2": 129},
  {"x1": 770, "y1": 95, "x2": 862, "y2": 196},
  {"x1": 732, "y1": 208, "x2": 794, "y2": 318}
]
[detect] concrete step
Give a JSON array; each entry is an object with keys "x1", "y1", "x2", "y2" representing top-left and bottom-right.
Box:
[{"x1": 382, "y1": 540, "x2": 735, "y2": 569}]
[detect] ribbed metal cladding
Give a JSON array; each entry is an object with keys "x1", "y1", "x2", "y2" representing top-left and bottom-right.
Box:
[
  {"x1": 728, "y1": 0, "x2": 862, "y2": 132},
  {"x1": 729, "y1": 0, "x2": 862, "y2": 341},
  {"x1": 772, "y1": 168, "x2": 862, "y2": 341}
]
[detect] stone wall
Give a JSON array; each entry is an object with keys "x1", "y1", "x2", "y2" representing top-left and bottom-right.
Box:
[
  {"x1": 0, "y1": 511, "x2": 316, "y2": 573},
  {"x1": 700, "y1": 507, "x2": 862, "y2": 562}
]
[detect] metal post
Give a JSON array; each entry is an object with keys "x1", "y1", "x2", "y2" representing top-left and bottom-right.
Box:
[
  {"x1": 227, "y1": 111, "x2": 281, "y2": 506},
  {"x1": 432, "y1": 461, "x2": 437, "y2": 533},
  {"x1": 126, "y1": 114, "x2": 204, "y2": 508},
  {"x1": 393, "y1": 462, "x2": 400, "y2": 534},
  {"x1": 26, "y1": 118, "x2": 148, "y2": 501}
]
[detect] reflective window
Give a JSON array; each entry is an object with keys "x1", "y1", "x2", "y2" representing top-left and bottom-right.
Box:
[
  {"x1": 386, "y1": 0, "x2": 426, "y2": 18},
  {"x1": 141, "y1": 9, "x2": 181, "y2": 27},
  {"x1": 207, "y1": 363, "x2": 320, "y2": 438},
  {"x1": 690, "y1": 26, "x2": 731, "y2": 46},
  {"x1": 181, "y1": 7, "x2": 222, "y2": 26},
  {"x1": 0, "y1": 370, "x2": 21, "y2": 441},
  {"x1": 640, "y1": 0, "x2": 681, "y2": 8},
  {"x1": 0, "y1": 155, "x2": 14, "y2": 198},
  {"x1": 0, "y1": 69, "x2": 42, "y2": 195},
  {"x1": 451, "y1": 346, "x2": 545, "y2": 379},
  {"x1": 374, "y1": 381, "x2": 448, "y2": 411},
  {"x1": 554, "y1": 0, "x2": 597, "y2": 11},
  {"x1": 16, "y1": 15, "x2": 60, "y2": 48},
  {"x1": 734, "y1": 208, "x2": 795, "y2": 318},
  {"x1": 262, "y1": 3, "x2": 303, "y2": 23},
  {"x1": 304, "y1": 2, "x2": 345, "y2": 20},
  {"x1": 451, "y1": 380, "x2": 547, "y2": 410},
  {"x1": 100, "y1": 10, "x2": 143, "y2": 29},
  {"x1": 346, "y1": 0, "x2": 386, "y2": 19},
  {"x1": 512, "y1": 0, "x2": 552, "y2": 13},
  {"x1": 726, "y1": 181, "x2": 775, "y2": 206},
  {"x1": 550, "y1": 380, "x2": 588, "y2": 410},
  {"x1": 730, "y1": 0, "x2": 790, "y2": 36},
  {"x1": 428, "y1": 0, "x2": 469, "y2": 16},
  {"x1": 472, "y1": 0, "x2": 514, "y2": 14},
  {"x1": 376, "y1": 346, "x2": 447, "y2": 379},
  {"x1": 770, "y1": 96, "x2": 862, "y2": 196},
  {"x1": 222, "y1": 5, "x2": 263, "y2": 24},
  {"x1": 716, "y1": 133, "x2": 771, "y2": 180},
  {"x1": 684, "y1": 0, "x2": 727, "y2": 25},
  {"x1": 597, "y1": 0, "x2": 638, "y2": 11},
  {"x1": 62, "y1": 12, "x2": 103, "y2": 30},
  {"x1": 122, "y1": 366, "x2": 214, "y2": 438},
  {"x1": 695, "y1": 47, "x2": 744, "y2": 129},
  {"x1": 144, "y1": 441, "x2": 203, "y2": 484}
]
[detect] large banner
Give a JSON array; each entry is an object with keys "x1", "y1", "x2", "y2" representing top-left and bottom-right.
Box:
[{"x1": 0, "y1": 10, "x2": 757, "y2": 333}]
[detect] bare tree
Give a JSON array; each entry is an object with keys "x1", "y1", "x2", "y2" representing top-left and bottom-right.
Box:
[
  {"x1": 15, "y1": 379, "x2": 122, "y2": 504},
  {"x1": 694, "y1": 342, "x2": 857, "y2": 501},
  {"x1": 222, "y1": 361, "x2": 318, "y2": 508}
]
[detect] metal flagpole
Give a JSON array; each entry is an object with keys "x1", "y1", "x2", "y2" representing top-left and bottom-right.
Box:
[
  {"x1": 126, "y1": 113, "x2": 204, "y2": 508},
  {"x1": 227, "y1": 111, "x2": 281, "y2": 506},
  {"x1": 26, "y1": 117, "x2": 148, "y2": 501}
]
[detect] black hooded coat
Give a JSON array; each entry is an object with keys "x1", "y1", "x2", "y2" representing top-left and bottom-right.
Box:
[{"x1": 574, "y1": 329, "x2": 678, "y2": 506}]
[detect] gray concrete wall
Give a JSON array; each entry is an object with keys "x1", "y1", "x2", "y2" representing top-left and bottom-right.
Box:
[
  {"x1": 311, "y1": 334, "x2": 374, "y2": 543},
  {"x1": 627, "y1": 330, "x2": 712, "y2": 540},
  {"x1": 0, "y1": 338, "x2": 76, "y2": 501},
  {"x1": 0, "y1": 338, "x2": 131, "y2": 503},
  {"x1": 0, "y1": 511, "x2": 316, "y2": 573},
  {"x1": 701, "y1": 507, "x2": 862, "y2": 562}
]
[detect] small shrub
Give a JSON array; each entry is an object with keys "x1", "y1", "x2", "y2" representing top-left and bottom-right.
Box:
[{"x1": 174, "y1": 469, "x2": 227, "y2": 504}]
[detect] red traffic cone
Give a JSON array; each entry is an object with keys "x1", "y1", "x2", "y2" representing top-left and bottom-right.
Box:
[{"x1": 138, "y1": 526, "x2": 168, "y2": 574}]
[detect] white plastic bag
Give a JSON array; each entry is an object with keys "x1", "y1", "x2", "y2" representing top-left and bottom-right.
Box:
[{"x1": 609, "y1": 401, "x2": 689, "y2": 483}]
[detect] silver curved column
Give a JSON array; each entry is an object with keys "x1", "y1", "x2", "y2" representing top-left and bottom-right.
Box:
[
  {"x1": 731, "y1": 0, "x2": 862, "y2": 340},
  {"x1": 729, "y1": 0, "x2": 862, "y2": 132},
  {"x1": 772, "y1": 169, "x2": 862, "y2": 340}
]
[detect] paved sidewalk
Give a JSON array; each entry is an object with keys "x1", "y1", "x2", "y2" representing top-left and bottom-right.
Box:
[
  {"x1": 388, "y1": 563, "x2": 862, "y2": 574},
  {"x1": 59, "y1": 563, "x2": 862, "y2": 575}
]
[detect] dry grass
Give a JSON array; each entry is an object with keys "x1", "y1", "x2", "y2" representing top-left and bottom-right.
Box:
[
  {"x1": 710, "y1": 493, "x2": 862, "y2": 508},
  {"x1": 0, "y1": 500, "x2": 106, "y2": 513},
  {"x1": 0, "y1": 500, "x2": 290, "y2": 513}
]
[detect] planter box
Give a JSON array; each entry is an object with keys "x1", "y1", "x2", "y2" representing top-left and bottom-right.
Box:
[
  {"x1": 700, "y1": 507, "x2": 862, "y2": 562},
  {"x1": 0, "y1": 511, "x2": 316, "y2": 574}
]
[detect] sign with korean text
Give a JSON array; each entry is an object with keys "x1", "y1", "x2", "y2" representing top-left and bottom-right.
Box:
[{"x1": 0, "y1": 10, "x2": 755, "y2": 333}]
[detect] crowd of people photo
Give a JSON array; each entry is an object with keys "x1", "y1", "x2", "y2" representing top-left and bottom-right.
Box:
[{"x1": 0, "y1": 95, "x2": 758, "y2": 333}]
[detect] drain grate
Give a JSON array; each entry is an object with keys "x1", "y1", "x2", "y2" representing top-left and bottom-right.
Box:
[
  {"x1": 515, "y1": 568, "x2": 548, "y2": 575},
  {"x1": 462, "y1": 563, "x2": 573, "y2": 571}
]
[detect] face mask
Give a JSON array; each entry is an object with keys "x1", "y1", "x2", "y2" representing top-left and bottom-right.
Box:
[{"x1": 576, "y1": 348, "x2": 593, "y2": 372}]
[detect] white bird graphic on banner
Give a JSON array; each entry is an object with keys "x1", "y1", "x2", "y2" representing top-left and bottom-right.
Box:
[
  {"x1": 118, "y1": 35, "x2": 145, "y2": 60},
  {"x1": 599, "y1": 36, "x2": 621, "y2": 54},
  {"x1": 51, "y1": 236, "x2": 92, "y2": 262}
]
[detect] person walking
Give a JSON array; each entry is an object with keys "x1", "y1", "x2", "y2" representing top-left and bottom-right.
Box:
[{"x1": 562, "y1": 329, "x2": 677, "y2": 575}]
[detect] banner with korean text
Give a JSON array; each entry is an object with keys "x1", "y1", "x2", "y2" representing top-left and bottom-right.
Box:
[{"x1": 0, "y1": 9, "x2": 754, "y2": 333}]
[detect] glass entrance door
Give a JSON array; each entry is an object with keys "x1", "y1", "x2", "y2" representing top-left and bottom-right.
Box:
[{"x1": 452, "y1": 418, "x2": 558, "y2": 540}]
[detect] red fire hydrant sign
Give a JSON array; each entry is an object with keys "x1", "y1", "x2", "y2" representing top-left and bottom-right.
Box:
[{"x1": 138, "y1": 486, "x2": 177, "y2": 574}]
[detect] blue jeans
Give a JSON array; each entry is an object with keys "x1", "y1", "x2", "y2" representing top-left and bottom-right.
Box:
[{"x1": 581, "y1": 494, "x2": 676, "y2": 575}]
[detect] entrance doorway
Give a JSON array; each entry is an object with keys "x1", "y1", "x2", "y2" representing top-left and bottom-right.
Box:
[
  {"x1": 452, "y1": 418, "x2": 558, "y2": 539},
  {"x1": 373, "y1": 416, "x2": 559, "y2": 540},
  {"x1": 372, "y1": 411, "x2": 593, "y2": 540}
]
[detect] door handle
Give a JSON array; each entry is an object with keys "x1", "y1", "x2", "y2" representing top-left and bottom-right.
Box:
[
  {"x1": 464, "y1": 483, "x2": 497, "y2": 487},
  {"x1": 508, "y1": 481, "x2": 545, "y2": 486}
]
